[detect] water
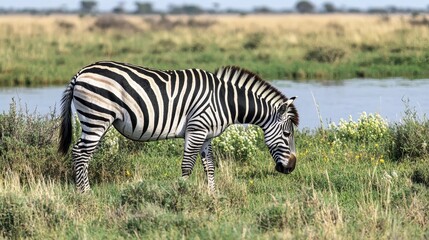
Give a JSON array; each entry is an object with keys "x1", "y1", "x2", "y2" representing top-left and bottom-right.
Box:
[
  {"x1": 1, "y1": 79, "x2": 428, "y2": 129},
  {"x1": 274, "y1": 78, "x2": 429, "y2": 129},
  {"x1": 0, "y1": 86, "x2": 64, "y2": 115}
]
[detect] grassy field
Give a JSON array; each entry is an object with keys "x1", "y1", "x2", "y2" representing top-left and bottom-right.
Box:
[
  {"x1": 0, "y1": 101, "x2": 428, "y2": 239},
  {"x1": 1, "y1": 14, "x2": 429, "y2": 86},
  {"x1": 1, "y1": 13, "x2": 429, "y2": 239}
]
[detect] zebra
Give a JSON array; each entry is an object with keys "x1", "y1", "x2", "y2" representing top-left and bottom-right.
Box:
[{"x1": 58, "y1": 61, "x2": 299, "y2": 193}]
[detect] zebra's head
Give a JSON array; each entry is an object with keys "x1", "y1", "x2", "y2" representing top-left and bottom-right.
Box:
[{"x1": 264, "y1": 96, "x2": 299, "y2": 174}]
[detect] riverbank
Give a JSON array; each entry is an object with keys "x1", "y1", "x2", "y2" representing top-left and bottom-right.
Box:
[
  {"x1": 0, "y1": 101, "x2": 428, "y2": 238},
  {"x1": 0, "y1": 14, "x2": 428, "y2": 86}
]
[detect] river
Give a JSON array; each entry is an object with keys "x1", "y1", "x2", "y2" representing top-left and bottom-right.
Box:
[{"x1": 1, "y1": 78, "x2": 428, "y2": 129}]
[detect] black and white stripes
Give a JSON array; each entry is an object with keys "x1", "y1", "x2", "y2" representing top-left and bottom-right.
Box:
[{"x1": 58, "y1": 61, "x2": 299, "y2": 193}]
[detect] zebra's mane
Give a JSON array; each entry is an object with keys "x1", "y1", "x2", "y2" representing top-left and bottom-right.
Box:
[{"x1": 214, "y1": 66, "x2": 299, "y2": 126}]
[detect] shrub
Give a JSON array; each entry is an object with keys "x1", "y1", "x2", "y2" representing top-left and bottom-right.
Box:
[
  {"x1": 180, "y1": 42, "x2": 205, "y2": 52},
  {"x1": 212, "y1": 125, "x2": 264, "y2": 162},
  {"x1": 144, "y1": 16, "x2": 217, "y2": 30},
  {"x1": 56, "y1": 20, "x2": 75, "y2": 32},
  {"x1": 0, "y1": 190, "x2": 71, "y2": 239},
  {"x1": 359, "y1": 43, "x2": 379, "y2": 52},
  {"x1": 243, "y1": 32, "x2": 264, "y2": 50},
  {"x1": 411, "y1": 164, "x2": 429, "y2": 187},
  {"x1": 0, "y1": 99, "x2": 67, "y2": 180},
  {"x1": 328, "y1": 112, "x2": 389, "y2": 143},
  {"x1": 0, "y1": 99, "x2": 58, "y2": 150},
  {"x1": 0, "y1": 195, "x2": 34, "y2": 238},
  {"x1": 292, "y1": 68, "x2": 307, "y2": 79},
  {"x1": 92, "y1": 15, "x2": 140, "y2": 32},
  {"x1": 391, "y1": 104, "x2": 429, "y2": 160},
  {"x1": 305, "y1": 46, "x2": 346, "y2": 63}
]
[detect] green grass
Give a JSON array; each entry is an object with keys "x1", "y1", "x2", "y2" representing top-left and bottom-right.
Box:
[{"x1": 1, "y1": 100, "x2": 429, "y2": 239}]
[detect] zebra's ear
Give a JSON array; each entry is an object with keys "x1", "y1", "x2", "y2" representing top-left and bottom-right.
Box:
[
  {"x1": 286, "y1": 96, "x2": 297, "y2": 107},
  {"x1": 279, "y1": 96, "x2": 297, "y2": 115}
]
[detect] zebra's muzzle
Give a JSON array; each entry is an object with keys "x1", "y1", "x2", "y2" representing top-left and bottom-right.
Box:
[{"x1": 275, "y1": 153, "x2": 296, "y2": 174}]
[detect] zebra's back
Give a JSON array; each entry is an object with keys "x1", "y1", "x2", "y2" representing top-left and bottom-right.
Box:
[{"x1": 73, "y1": 61, "x2": 217, "y2": 141}]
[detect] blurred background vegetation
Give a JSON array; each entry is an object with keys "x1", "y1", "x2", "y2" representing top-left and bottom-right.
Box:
[
  {"x1": 1, "y1": 1, "x2": 429, "y2": 86},
  {"x1": 2, "y1": 1, "x2": 429, "y2": 15}
]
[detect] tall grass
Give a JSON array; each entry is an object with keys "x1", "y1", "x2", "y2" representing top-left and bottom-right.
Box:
[
  {"x1": 0, "y1": 14, "x2": 429, "y2": 86},
  {"x1": 1, "y1": 100, "x2": 428, "y2": 238}
]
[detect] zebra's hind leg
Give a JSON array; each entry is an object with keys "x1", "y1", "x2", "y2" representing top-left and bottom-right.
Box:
[
  {"x1": 72, "y1": 136, "x2": 102, "y2": 192},
  {"x1": 200, "y1": 139, "x2": 215, "y2": 193}
]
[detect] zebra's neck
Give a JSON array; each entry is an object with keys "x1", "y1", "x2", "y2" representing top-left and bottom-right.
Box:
[
  {"x1": 214, "y1": 66, "x2": 287, "y2": 127},
  {"x1": 232, "y1": 85, "x2": 279, "y2": 127}
]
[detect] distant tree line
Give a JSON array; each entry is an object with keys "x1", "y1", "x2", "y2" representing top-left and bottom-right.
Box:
[{"x1": 1, "y1": 1, "x2": 428, "y2": 15}]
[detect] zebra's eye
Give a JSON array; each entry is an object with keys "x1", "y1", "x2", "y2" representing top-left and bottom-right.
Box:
[{"x1": 283, "y1": 130, "x2": 290, "y2": 137}]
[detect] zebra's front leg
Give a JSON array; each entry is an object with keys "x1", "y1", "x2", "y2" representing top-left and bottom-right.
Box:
[
  {"x1": 181, "y1": 129, "x2": 207, "y2": 180},
  {"x1": 200, "y1": 139, "x2": 215, "y2": 193}
]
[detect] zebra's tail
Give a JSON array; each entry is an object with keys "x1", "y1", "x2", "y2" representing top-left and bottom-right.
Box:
[{"x1": 58, "y1": 76, "x2": 77, "y2": 155}]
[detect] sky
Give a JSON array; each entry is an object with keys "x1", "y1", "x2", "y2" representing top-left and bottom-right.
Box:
[{"x1": 2, "y1": 0, "x2": 428, "y2": 11}]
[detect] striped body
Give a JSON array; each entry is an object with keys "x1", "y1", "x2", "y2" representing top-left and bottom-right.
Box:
[
  {"x1": 59, "y1": 61, "x2": 299, "y2": 193},
  {"x1": 75, "y1": 62, "x2": 231, "y2": 141}
]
